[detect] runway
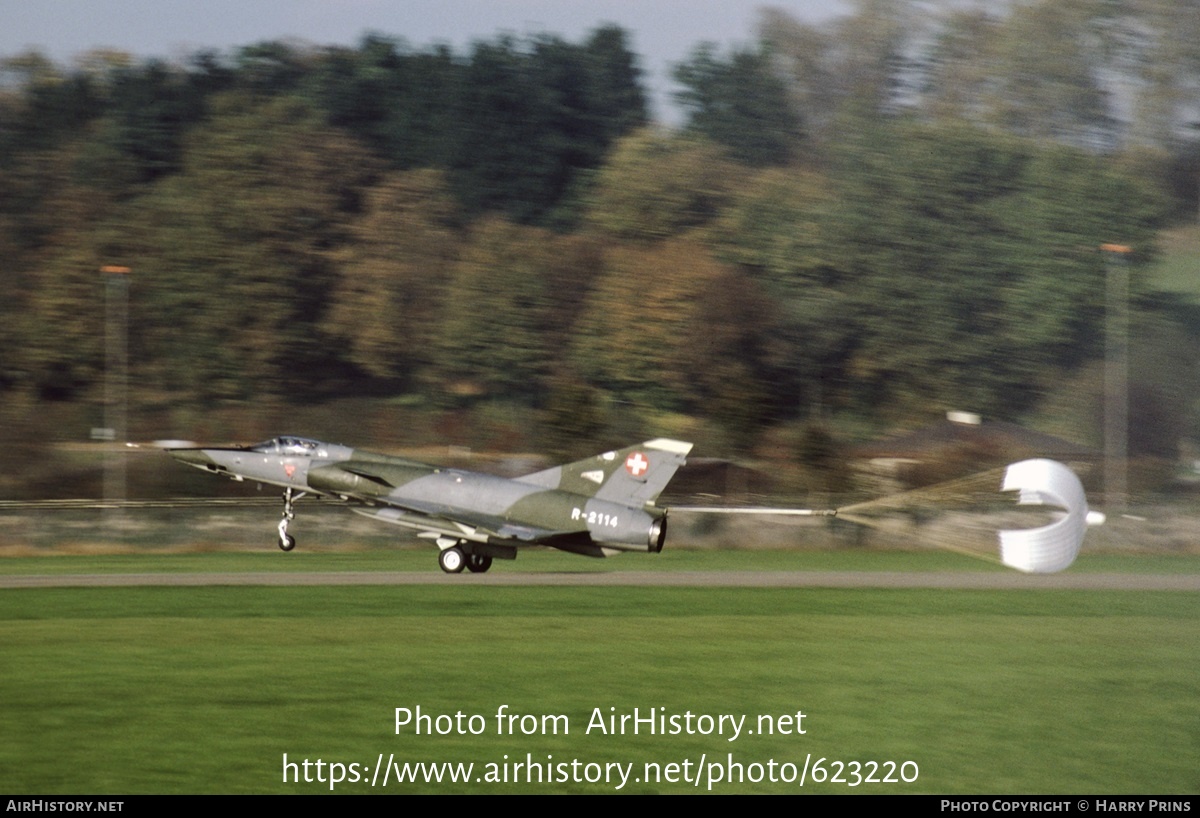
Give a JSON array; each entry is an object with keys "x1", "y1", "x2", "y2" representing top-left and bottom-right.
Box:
[{"x1": 2, "y1": 570, "x2": 1197, "y2": 589}]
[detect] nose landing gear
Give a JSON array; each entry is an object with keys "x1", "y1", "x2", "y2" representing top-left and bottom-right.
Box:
[{"x1": 277, "y1": 487, "x2": 305, "y2": 551}]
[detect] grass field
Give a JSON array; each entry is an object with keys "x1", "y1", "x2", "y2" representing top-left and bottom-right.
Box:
[{"x1": 0, "y1": 551, "x2": 1196, "y2": 794}]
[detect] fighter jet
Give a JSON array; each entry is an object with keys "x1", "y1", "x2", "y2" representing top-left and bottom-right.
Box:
[{"x1": 169, "y1": 436, "x2": 692, "y2": 573}]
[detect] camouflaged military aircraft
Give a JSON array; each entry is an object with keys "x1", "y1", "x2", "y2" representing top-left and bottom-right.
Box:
[{"x1": 169, "y1": 437, "x2": 693, "y2": 573}]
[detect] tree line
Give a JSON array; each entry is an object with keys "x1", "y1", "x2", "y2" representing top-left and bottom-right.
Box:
[{"x1": 1, "y1": 1, "x2": 1197, "y2": 460}]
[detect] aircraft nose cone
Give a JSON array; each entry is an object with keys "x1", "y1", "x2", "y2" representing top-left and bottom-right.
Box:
[{"x1": 169, "y1": 448, "x2": 215, "y2": 467}]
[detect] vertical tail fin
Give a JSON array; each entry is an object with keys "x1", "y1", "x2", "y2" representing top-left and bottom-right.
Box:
[{"x1": 521, "y1": 439, "x2": 693, "y2": 506}]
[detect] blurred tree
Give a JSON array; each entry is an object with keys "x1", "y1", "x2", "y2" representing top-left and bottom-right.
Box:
[
  {"x1": 1132, "y1": 0, "x2": 1200, "y2": 220},
  {"x1": 308, "y1": 36, "x2": 464, "y2": 170},
  {"x1": 0, "y1": 137, "x2": 124, "y2": 401},
  {"x1": 918, "y1": 6, "x2": 1002, "y2": 123},
  {"x1": 303, "y1": 25, "x2": 645, "y2": 226},
  {"x1": 821, "y1": 120, "x2": 1027, "y2": 416},
  {"x1": 5, "y1": 232, "x2": 107, "y2": 402},
  {"x1": 673, "y1": 41, "x2": 802, "y2": 166},
  {"x1": 1032, "y1": 296, "x2": 1200, "y2": 468},
  {"x1": 755, "y1": 9, "x2": 840, "y2": 143},
  {"x1": 974, "y1": 2, "x2": 1112, "y2": 147},
  {"x1": 827, "y1": 0, "x2": 917, "y2": 116},
  {"x1": 570, "y1": 239, "x2": 777, "y2": 440},
  {"x1": 322, "y1": 169, "x2": 462, "y2": 388},
  {"x1": 702, "y1": 165, "x2": 839, "y2": 417},
  {"x1": 84, "y1": 58, "x2": 210, "y2": 189},
  {"x1": 581, "y1": 25, "x2": 648, "y2": 144},
  {"x1": 233, "y1": 40, "x2": 313, "y2": 94},
  {"x1": 110, "y1": 94, "x2": 380, "y2": 402},
  {"x1": 703, "y1": 165, "x2": 830, "y2": 293},
  {"x1": 448, "y1": 37, "x2": 548, "y2": 220},
  {"x1": 451, "y1": 28, "x2": 647, "y2": 225},
  {"x1": 823, "y1": 119, "x2": 1164, "y2": 419},
  {"x1": 758, "y1": 0, "x2": 915, "y2": 145},
  {"x1": 995, "y1": 141, "x2": 1164, "y2": 367},
  {"x1": 913, "y1": 0, "x2": 1200, "y2": 156},
  {"x1": 537, "y1": 232, "x2": 609, "y2": 351},
  {"x1": 1130, "y1": 0, "x2": 1200, "y2": 140},
  {"x1": 539, "y1": 370, "x2": 608, "y2": 457},
  {"x1": 184, "y1": 49, "x2": 237, "y2": 98},
  {"x1": 676, "y1": 266, "x2": 782, "y2": 448},
  {"x1": 433, "y1": 217, "x2": 563, "y2": 403},
  {"x1": 582, "y1": 128, "x2": 740, "y2": 242},
  {"x1": 0, "y1": 51, "x2": 103, "y2": 156}
]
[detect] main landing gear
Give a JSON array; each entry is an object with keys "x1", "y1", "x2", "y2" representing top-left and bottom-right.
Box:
[
  {"x1": 467, "y1": 554, "x2": 493, "y2": 573},
  {"x1": 437, "y1": 544, "x2": 493, "y2": 574},
  {"x1": 277, "y1": 487, "x2": 305, "y2": 552}
]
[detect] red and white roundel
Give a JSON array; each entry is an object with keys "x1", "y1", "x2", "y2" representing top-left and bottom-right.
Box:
[{"x1": 625, "y1": 451, "x2": 649, "y2": 477}]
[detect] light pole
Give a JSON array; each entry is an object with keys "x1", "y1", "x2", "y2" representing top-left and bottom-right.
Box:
[
  {"x1": 101, "y1": 265, "x2": 130, "y2": 523},
  {"x1": 1100, "y1": 244, "x2": 1130, "y2": 512}
]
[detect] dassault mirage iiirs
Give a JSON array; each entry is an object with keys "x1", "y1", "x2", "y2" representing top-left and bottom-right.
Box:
[{"x1": 170, "y1": 437, "x2": 692, "y2": 573}]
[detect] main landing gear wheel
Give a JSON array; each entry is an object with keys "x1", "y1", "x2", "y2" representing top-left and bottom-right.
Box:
[
  {"x1": 438, "y1": 546, "x2": 466, "y2": 574},
  {"x1": 466, "y1": 554, "x2": 493, "y2": 574}
]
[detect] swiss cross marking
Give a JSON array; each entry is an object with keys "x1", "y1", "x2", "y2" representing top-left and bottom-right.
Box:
[{"x1": 625, "y1": 452, "x2": 649, "y2": 477}]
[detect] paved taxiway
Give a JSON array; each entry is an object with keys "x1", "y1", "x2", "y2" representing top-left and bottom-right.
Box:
[{"x1": 1, "y1": 571, "x2": 1196, "y2": 589}]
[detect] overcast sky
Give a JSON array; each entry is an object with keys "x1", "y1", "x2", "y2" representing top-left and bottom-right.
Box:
[{"x1": 0, "y1": 0, "x2": 848, "y2": 122}]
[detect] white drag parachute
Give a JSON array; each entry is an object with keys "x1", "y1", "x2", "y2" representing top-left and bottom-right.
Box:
[{"x1": 998, "y1": 459, "x2": 1100, "y2": 574}]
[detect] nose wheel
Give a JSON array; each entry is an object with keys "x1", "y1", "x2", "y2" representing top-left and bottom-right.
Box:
[
  {"x1": 277, "y1": 487, "x2": 303, "y2": 551},
  {"x1": 277, "y1": 518, "x2": 296, "y2": 552}
]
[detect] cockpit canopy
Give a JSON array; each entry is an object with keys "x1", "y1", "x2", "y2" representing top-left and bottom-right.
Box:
[{"x1": 250, "y1": 436, "x2": 326, "y2": 457}]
